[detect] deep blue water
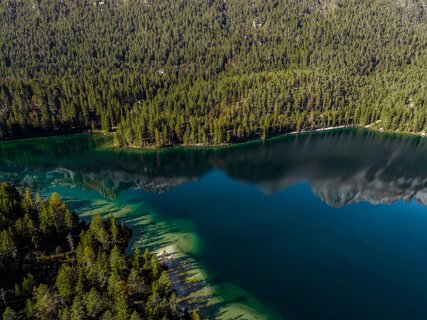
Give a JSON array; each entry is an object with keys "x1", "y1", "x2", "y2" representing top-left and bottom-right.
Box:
[{"x1": 141, "y1": 172, "x2": 427, "y2": 319}]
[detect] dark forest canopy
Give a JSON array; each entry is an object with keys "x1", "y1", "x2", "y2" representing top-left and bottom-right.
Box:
[
  {"x1": 0, "y1": 0, "x2": 426, "y2": 146},
  {"x1": 0, "y1": 182, "x2": 201, "y2": 320}
]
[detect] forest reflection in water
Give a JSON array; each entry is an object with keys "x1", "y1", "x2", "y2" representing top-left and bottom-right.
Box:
[{"x1": 1, "y1": 128, "x2": 427, "y2": 208}]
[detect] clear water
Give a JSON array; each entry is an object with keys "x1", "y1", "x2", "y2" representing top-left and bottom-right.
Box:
[{"x1": 1, "y1": 129, "x2": 427, "y2": 319}]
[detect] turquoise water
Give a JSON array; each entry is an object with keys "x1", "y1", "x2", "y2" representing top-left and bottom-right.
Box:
[{"x1": 1, "y1": 129, "x2": 427, "y2": 319}]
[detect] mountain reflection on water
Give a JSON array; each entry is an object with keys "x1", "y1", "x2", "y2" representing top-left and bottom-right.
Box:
[{"x1": 1, "y1": 128, "x2": 427, "y2": 208}]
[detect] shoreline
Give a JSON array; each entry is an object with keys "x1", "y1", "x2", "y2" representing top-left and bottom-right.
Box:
[
  {"x1": 154, "y1": 241, "x2": 279, "y2": 320},
  {"x1": 2, "y1": 124, "x2": 427, "y2": 149},
  {"x1": 115, "y1": 124, "x2": 427, "y2": 151},
  {"x1": 58, "y1": 190, "x2": 278, "y2": 320},
  {"x1": 118, "y1": 125, "x2": 351, "y2": 151}
]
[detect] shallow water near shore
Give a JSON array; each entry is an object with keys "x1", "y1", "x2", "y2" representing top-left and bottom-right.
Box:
[{"x1": 2, "y1": 128, "x2": 427, "y2": 319}]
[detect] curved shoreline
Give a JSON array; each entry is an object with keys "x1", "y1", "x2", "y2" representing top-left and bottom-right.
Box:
[
  {"x1": 154, "y1": 239, "x2": 281, "y2": 320},
  {"x1": 3, "y1": 124, "x2": 427, "y2": 151}
]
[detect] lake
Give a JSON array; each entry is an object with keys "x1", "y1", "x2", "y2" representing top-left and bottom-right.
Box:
[{"x1": 1, "y1": 128, "x2": 427, "y2": 319}]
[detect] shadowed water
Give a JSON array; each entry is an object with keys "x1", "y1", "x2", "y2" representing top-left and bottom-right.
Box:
[{"x1": 1, "y1": 128, "x2": 427, "y2": 319}]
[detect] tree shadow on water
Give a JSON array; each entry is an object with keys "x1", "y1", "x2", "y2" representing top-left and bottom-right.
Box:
[{"x1": 112, "y1": 215, "x2": 256, "y2": 319}]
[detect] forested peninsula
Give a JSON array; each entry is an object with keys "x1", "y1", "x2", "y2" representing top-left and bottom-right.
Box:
[
  {"x1": 0, "y1": 0, "x2": 426, "y2": 147},
  {"x1": 0, "y1": 182, "x2": 201, "y2": 320}
]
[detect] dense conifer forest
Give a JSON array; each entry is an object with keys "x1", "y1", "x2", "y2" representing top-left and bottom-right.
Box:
[
  {"x1": 0, "y1": 0, "x2": 426, "y2": 146},
  {"x1": 0, "y1": 182, "x2": 200, "y2": 319}
]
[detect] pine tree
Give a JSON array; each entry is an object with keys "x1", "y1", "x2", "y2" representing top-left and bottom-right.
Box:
[{"x1": 56, "y1": 265, "x2": 75, "y2": 303}]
